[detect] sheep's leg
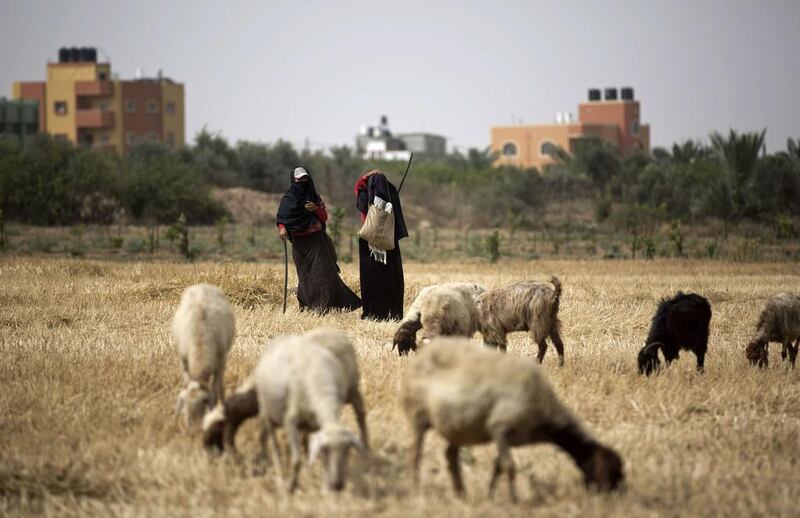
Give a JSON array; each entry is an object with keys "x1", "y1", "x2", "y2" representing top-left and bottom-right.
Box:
[
  {"x1": 445, "y1": 443, "x2": 465, "y2": 497},
  {"x1": 212, "y1": 369, "x2": 225, "y2": 408},
  {"x1": 257, "y1": 417, "x2": 273, "y2": 469},
  {"x1": 411, "y1": 423, "x2": 427, "y2": 486},
  {"x1": 488, "y1": 433, "x2": 517, "y2": 503},
  {"x1": 285, "y1": 417, "x2": 303, "y2": 493},
  {"x1": 350, "y1": 390, "x2": 370, "y2": 450},
  {"x1": 785, "y1": 342, "x2": 798, "y2": 367},
  {"x1": 550, "y1": 329, "x2": 565, "y2": 366},
  {"x1": 535, "y1": 339, "x2": 548, "y2": 364},
  {"x1": 695, "y1": 351, "x2": 705, "y2": 373}
]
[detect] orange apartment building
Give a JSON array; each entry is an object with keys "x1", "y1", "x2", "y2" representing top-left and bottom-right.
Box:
[
  {"x1": 12, "y1": 47, "x2": 184, "y2": 153},
  {"x1": 491, "y1": 87, "x2": 650, "y2": 170}
]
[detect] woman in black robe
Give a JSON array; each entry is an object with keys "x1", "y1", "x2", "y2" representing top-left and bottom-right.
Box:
[
  {"x1": 276, "y1": 167, "x2": 360, "y2": 313},
  {"x1": 354, "y1": 170, "x2": 408, "y2": 320}
]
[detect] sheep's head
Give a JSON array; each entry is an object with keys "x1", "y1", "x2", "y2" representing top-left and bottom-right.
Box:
[
  {"x1": 308, "y1": 424, "x2": 364, "y2": 491},
  {"x1": 175, "y1": 381, "x2": 211, "y2": 429},
  {"x1": 201, "y1": 404, "x2": 226, "y2": 452},
  {"x1": 393, "y1": 321, "x2": 422, "y2": 356},
  {"x1": 746, "y1": 340, "x2": 768, "y2": 367},
  {"x1": 637, "y1": 342, "x2": 663, "y2": 376},
  {"x1": 581, "y1": 444, "x2": 624, "y2": 492}
]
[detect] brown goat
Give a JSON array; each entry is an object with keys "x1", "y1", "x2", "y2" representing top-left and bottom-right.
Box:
[
  {"x1": 746, "y1": 292, "x2": 800, "y2": 368},
  {"x1": 476, "y1": 277, "x2": 565, "y2": 365}
]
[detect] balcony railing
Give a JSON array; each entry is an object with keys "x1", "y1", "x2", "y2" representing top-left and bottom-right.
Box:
[
  {"x1": 75, "y1": 80, "x2": 113, "y2": 97},
  {"x1": 76, "y1": 109, "x2": 114, "y2": 129}
]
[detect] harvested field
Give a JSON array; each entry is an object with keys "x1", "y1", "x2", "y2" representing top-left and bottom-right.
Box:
[{"x1": 1, "y1": 257, "x2": 799, "y2": 516}]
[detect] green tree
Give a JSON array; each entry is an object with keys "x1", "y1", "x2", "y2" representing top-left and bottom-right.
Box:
[{"x1": 709, "y1": 129, "x2": 766, "y2": 218}]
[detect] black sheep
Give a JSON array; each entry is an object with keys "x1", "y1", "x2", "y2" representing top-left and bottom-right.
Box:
[{"x1": 637, "y1": 292, "x2": 712, "y2": 375}]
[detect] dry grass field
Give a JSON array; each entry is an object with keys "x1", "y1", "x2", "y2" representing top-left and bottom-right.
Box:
[{"x1": 2, "y1": 257, "x2": 800, "y2": 517}]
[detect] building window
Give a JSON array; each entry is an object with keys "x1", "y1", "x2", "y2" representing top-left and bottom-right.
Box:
[
  {"x1": 540, "y1": 140, "x2": 558, "y2": 158},
  {"x1": 125, "y1": 100, "x2": 136, "y2": 113},
  {"x1": 98, "y1": 71, "x2": 108, "y2": 81},
  {"x1": 126, "y1": 132, "x2": 137, "y2": 146},
  {"x1": 166, "y1": 132, "x2": 175, "y2": 145},
  {"x1": 146, "y1": 100, "x2": 159, "y2": 114},
  {"x1": 502, "y1": 142, "x2": 518, "y2": 157},
  {"x1": 99, "y1": 100, "x2": 110, "y2": 112},
  {"x1": 631, "y1": 120, "x2": 640, "y2": 135},
  {"x1": 54, "y1": 101, "x2": 68, "y2": 115},
  {"x1": 165, "y1": 101, "x2": 176, "y2": 114}
]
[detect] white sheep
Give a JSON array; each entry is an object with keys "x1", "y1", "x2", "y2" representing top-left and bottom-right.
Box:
[
  {"x1": 402, "y1": 337, "x2": 623, "y2": 501},
  {"x1": 393, "y1": 282, "x2": 487, "y2": 354},
  {"x1": 254, "y1": 328, "x2": 368, "y2": 492},
  {"x1": 173, "y1": 284, "x2": 235, "y2": 429}
]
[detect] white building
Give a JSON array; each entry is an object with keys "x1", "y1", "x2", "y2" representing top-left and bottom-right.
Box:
[{"x1": 356, "y1": 115, "x2": 446, "y2": 161}]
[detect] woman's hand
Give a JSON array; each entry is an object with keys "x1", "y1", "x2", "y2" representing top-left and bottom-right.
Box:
[
  {"x1": 279, "y1": 227, "x2": 288, "y2": 241},
  {"x1": 304, "y1": 201, "x2": 318, "y2": 212}
]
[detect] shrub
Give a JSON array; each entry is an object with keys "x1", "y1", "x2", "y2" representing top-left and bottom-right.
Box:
[{"x1": 485, "y1": 230, "x2": 501, "y2": 263}]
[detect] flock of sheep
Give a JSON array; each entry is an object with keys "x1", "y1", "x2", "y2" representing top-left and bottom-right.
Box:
[{"x1": 171, "y1": 279, "x2": 800, "y2": 498}]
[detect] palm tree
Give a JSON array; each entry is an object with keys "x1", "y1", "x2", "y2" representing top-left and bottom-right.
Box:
[{"x1": 709, "y1": 129, "x2": 766, "y2": 218}]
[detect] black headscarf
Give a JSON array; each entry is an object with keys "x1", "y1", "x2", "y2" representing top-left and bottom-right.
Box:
[{"x1": 276, "y1": 169, "x2": 322, "y2": 233}]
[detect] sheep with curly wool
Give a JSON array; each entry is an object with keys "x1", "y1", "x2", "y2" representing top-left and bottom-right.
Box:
[
  {"x1": 393, "y1": 282, "x2": 487, "y2": 355},
  {"x1": 254, "y1": 328, "x2": 368, "y2": 492},
  {"x1": 402, "y1": 337, "x2": 624, "y2": 501},
  {"x1": 476, "y1": 277, "x2": 565, "y2": 364},
  {"x1": 173, "y1": 284, "x2": 235, "y2": 429},
  {"x1": 637, "y1": 292, "x2": 711, "y2": 375},
  {"x1": 745, "y1": 292, "x2": 800, "y2": 368}
]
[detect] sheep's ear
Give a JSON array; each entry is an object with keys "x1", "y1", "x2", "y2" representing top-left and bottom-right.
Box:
[{"x1": 308, "y1": 431, "x2": 326, "y2": 466}]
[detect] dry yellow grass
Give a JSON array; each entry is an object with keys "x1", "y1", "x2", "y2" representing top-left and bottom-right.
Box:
[{"x1": 1, "y1": 257, "x2": 799, "y2": 517}]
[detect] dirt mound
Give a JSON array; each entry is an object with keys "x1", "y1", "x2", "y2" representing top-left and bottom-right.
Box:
[{"x1": 212, "y1": 187, "x2": 282, "y2": 225}]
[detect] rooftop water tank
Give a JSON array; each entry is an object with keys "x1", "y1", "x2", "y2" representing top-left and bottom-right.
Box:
[
  {"x1": 604, "y1": 88, "x2": 618, "y2": 101},
  {"x1": 588, "y1": 88, "x2": 601, "y2": 101},
  {"x1": 58, "y1": 47, "x2": 69, "y2": 63},
  {"x1": 621, "y1": 87, "x2": 634, "y2": 100}
]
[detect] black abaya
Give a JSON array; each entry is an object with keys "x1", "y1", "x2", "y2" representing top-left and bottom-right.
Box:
[{"x1": 356, "y1": 174, "x2": 407, "y2": 321}]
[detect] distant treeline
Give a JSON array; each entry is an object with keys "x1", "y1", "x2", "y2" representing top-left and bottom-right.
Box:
[{"x1": 0, "y1": 128, "x2": 798, "y2": 233}]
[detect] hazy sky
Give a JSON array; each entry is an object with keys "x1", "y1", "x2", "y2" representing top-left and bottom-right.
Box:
[{"x1": 2, "y1": 0, "x2": 798, "y2": 153}]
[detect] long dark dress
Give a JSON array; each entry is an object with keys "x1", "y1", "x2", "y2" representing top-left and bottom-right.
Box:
[
  {"x1": 292, "y1": 231, "x2": 360, "y2": 313},
  {"x1": 277, "y1": 172, "x2": 360, "y2": 314},
  {"x1": 355, "y1": 174, "x2": 408, "y2": 321}
]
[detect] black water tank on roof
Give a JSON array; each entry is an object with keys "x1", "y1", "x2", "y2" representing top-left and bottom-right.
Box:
[
  {"x1": 588, "y1": 88, "x2": 601, "y2": 101},
  {"x1": 68, "y1": 47, "x2": 80, "y2": 62},
  {"x1": 604, "y1": 88, "x2": 618, "y2": 101},
  {"x1": 79, "y1": 47, "x2": 91, "y2": 62},
  {"x1": 58, "y1": 47, "x2": 69, "y2": 63},
  {"x1": 88, "y1": 47, "x2": 97, "y2": 62},
  {"x1": 621, "y1": 87, "x2": 634, "y2": 100}
]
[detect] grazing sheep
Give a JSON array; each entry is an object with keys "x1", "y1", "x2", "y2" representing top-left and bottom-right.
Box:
[
  {"x1": 254, "y1": 328, "x2": 368, "y2": 492},
  {"x1": 402, "y1": 337, "x2": 624, "y2": 501},
  {"x1": 173, "y1": 284, "x2": 235, "y2": 428},
  {"x1": 393, "y1": 283, "x2": 487, "y2": 355},
  {"x1": 637, "y1": 292, "x2": 711, "y2": 375},
  {"x1": 745, "y1": 292, "x2": 800, "y2": 368},
  {"x1": 476, "y1": 277, "x2": 564, "y2": 364},
  {"x1": 202, "y1": 375, "x2": 258, "y2": 454}
]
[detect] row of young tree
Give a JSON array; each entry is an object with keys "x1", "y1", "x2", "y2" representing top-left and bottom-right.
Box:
[{"x1": 0, "y1": 128, "x2": 798, "y2": 233}]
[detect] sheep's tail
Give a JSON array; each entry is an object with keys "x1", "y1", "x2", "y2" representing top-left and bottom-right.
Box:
[{"x1": 550, "y1": 276, "x2": 562, "y2": 316}]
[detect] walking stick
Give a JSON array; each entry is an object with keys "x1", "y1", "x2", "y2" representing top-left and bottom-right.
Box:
[
  {"x1": 397, "y1": 152, "x2": 414, "y2": 193},
  {"x1": 282, "y1": 239, "x2": 288, "y2": 314}
]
